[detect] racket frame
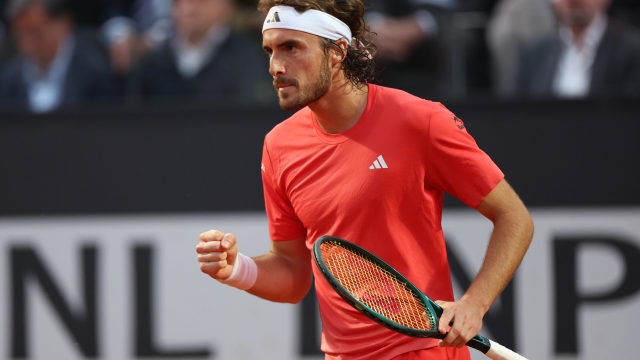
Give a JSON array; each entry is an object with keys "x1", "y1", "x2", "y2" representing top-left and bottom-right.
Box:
[
  {"x1": 313, "y1": 235, "x2": 443, "y2": 338},
  {"x1": 313, "y1": 235, "x2": 492, "y2": 354}
]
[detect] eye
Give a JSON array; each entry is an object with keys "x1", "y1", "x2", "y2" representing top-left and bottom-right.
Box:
[{"x1": 286, "y1": 44, "x2": 296, "y2": 52}]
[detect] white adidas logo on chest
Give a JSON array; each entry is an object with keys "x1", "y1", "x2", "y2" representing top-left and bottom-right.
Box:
[{"x1": 369, "y1": 155, "x2": 388, "y2": 170}]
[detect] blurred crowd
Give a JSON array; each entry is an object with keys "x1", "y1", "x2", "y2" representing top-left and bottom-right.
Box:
[{"x1": 0, "y1": 0, "x2": 638, "y2": 113}]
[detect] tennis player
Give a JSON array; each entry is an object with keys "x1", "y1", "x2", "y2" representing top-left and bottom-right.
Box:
[{"x1": 196, "y1": 1, "x2": 534, "y2": 359}]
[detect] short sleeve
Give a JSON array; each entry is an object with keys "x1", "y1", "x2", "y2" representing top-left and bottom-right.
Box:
[
  {"x1": 261, "y1": 140, "x2": 307, "y2": 241},
  {"x1": 424, "y1": 103, "x2": 504, "y2": 208}
]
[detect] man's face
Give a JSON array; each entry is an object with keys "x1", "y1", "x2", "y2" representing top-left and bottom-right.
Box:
[
  {"x1": 11, "y1": 4, "x2": 71, "y2": 69},
  {"x1": 553, "y1": 0, "x2": 610, "y2": 27},
  {"x1": 173, "y1": 0, "x2": 232, "y2": 40},
  {"x1": 263, "y1": 29, "x2": 333, "y2": 111}
]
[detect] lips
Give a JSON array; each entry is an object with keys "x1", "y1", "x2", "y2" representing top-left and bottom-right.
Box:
[
  {"x1": 277, "y1": 83, "x2": 294, "y2": 90},
  {"x1": 274, "y1": 77, "x2": 298, "y2": 92}
]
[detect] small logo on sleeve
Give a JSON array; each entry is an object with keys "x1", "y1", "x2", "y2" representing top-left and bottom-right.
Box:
[
  {"x1": 453, "y1": 115, "x2": 465, "y2": 130},
  {"x1": 369, "y1": 155, "x2": 389, "y2": 170}
]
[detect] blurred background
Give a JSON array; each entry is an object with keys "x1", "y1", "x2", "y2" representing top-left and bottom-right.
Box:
[
  {"x1": 0, "y1": 0, "x2": 638, "y2": 109},
  {"x1": 0, "y1": 0, "x2": 639, "y2": 359}
]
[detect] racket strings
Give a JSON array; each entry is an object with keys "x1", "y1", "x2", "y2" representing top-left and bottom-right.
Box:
[{"x1": 321, "y1": 242, "x2": 435, "y2": 331}]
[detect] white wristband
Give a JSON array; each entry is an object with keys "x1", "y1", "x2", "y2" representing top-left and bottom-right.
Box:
[{"x1": 218, "y1": 253, "x2": 258, "y2": 290}]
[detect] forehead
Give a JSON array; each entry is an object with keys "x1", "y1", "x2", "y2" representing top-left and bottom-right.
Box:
[{"x1": 262, "y1": 28, "x2": 320, "y2": 47}]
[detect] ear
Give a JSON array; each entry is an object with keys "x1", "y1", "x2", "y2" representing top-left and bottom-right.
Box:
[{"x1": 329, "y1": 38, "x2": 349, "y2": 65}]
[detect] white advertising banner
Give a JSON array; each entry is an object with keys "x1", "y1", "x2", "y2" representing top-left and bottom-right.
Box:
[{"x1": 1, "y1": 208, "x2": 639, "y2": 360}]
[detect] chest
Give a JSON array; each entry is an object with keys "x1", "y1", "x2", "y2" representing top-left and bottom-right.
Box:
[{"x1": 279, "y1": 132, "x2": 427, "y2": 231}]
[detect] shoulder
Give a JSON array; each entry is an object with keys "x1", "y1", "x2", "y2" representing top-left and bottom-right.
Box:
[
  {"x1": 224, "y1": 31, "x2": 259, "y2": 48},
  {"x1": 217, "y1": 32, "x2": 270, "y2": 78},
  {"x1": 373, "y1": 85, "x2": 439, "y2": 114},
  {"x1": 373, "y1": 84, "x2": 431, "y2": 106},
  {"x1": 0, "y1": 57, "x2": 24, "y2": 96},
  {"x1": 265, "y1": 107, "x2": 313, "y2": 146},
  {"x1": 371, "y1": 84, "x2": 442, "y2": 125},
  {"x1": 71, "y1": 35, "x2": 111, "y2": 73},
  {"x1": 376, "y1": 86, "x2": 466, "y2": 137},
  {"x1": 219, "y1": 31, "x2": 265, "y2": 60},
  {"x1": 68, "y1": 37, "x2": 118, "y2": 91},
  {"x1": 0, "y1": 56, "x2": 23, "y2": 81},
  {"x1": 605, "y1": 20, "x2": 640, "y2": 50},
  {"x1": 136, "y1": 42, "x2": 175, "y2": 71}
]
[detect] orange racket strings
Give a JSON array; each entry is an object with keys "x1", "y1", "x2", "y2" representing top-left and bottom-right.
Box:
[{"x1": 320, "y1": 242, "x2": 435, "y2": 331}]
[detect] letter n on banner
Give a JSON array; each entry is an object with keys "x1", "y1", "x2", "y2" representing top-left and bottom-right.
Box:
[{"x1": 10, "y1": 245, "x2": 98, "y2": 358}]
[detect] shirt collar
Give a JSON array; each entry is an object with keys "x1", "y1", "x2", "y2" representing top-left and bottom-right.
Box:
[
  {"x1": 172, "y1": 25, "x2": 229, "y2": 59},
  {"x1": 23, "y1": 33, "x2": 76, "y2": 85},
  {"x1": 558, "y1": 12, "x2": 608, "y2": 52},
  {"x1": 171, "y1": 25, "x2": 230, "y2": 78}
]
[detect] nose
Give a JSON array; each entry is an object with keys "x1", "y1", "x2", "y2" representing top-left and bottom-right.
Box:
[{"x1": 269, "y1": 53, "x2": 285, "y2": 77}]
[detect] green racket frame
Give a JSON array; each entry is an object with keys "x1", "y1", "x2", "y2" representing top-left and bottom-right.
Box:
[{"x1": 312, "y1": 235, "x2": 491, "y2": 354}]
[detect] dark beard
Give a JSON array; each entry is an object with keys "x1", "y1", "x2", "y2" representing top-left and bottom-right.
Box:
[{"x1": 274, "y1": 59, "x2": 332, "y2": 111}]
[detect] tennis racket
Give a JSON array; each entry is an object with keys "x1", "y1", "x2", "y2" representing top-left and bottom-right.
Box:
[{"x1": 312, "y1": 235, "x2": 527, "y2": 360}]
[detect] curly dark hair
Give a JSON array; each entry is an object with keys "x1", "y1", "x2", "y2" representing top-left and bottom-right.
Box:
[{"x1": 258, "y1": 0, "x2": 377, "y2": 87}]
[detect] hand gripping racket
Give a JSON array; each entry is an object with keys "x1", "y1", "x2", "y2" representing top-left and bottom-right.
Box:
[{"x1": 312, "y1": 236, "x2": 527, "y2": 360}]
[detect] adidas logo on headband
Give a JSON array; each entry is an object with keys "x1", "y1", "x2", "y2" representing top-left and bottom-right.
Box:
[
  {"x1": 266, "y1": 11, "x2": 281, "y2": 23},
  {"x1": 262, "y1": 6, "x2": 373, "y2": 60},
  {"x1": 262, "y1": 6, "x2": 352, "y2": 42}
]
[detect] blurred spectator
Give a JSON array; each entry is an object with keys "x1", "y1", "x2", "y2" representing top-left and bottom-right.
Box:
[
  {"x1": 515, "y1": 0, "x2": 640, "y2": 98},
  {"x1": 127, "y1": 0, "x2": 274, "y2": 106},
  {"x1": 0, "y1": 0, "x2": 119, "y2": 113},
  {"x1": 487, "y1": 0, "x2": 557, "y2": 95},
  {"x1": 610, "y1": 0, "x2": 640, "y2": 29},
  {"x1": 366, "y1": 0, "x2": 503, "y2": 98},
  {"x1": 367, "y1": 1, "x2": 438, "y2": 63},
  {"x1": 102, "y1": 0, "x2": 172, "y2": 76},
  {"x1": 365, "y1": 0, "x2": 444, "y2": 97},
  {"x1": 232, "y1": 0, "x2": 270, "y2": 39}
]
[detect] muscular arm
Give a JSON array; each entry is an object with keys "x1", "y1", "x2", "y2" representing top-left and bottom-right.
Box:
[
  {"x1": 247, "y1": 237, "x2": 313, "y2": 303},
  {"x1": 197, "y1": 231, "x2": 312, "y2": 304},
  {"x1": 438, "y1": 179, "x2": 534, "y2": 347}
]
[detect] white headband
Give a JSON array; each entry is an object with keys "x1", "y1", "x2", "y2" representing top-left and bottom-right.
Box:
[{"x1": 262, "y1": 6, "x2": 352, "y2": 41}]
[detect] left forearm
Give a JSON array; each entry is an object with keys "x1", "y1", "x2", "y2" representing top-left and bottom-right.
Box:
[
  {"x1": 437, "y1": 180, "x2": 533, "y2": 347},
  {"x1": 463, "y1": 202, "x2": 534, "y2": 313}
]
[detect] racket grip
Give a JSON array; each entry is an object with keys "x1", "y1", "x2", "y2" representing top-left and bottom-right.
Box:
[{"x1": 467, "y1": 335, "x2": 528, "y2": 360}]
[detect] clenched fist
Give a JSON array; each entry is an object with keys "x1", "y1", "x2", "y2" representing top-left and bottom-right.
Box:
[{"x1": 196, "y1": 230, "x2": 238, "y2": 280}]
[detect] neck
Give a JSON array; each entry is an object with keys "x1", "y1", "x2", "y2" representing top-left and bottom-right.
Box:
[
  {"x1": 186, "y1": 33, "x2": 206, "y2": 47},
  {"x1": 571, "y1": 25, "x2": 588, "y2": 46},
  {"x1": 569, "y1": 12, "x2": 603, "y2": 47},
  {"x1": 185, "y1": 25, "x2": 217, "y2": 47},
  {"x1": 37, "y1": 33, "x2": 69, "y2": 71},
  {"x1": 309, "y1": 76, "x2": 368, "y2": 134}
]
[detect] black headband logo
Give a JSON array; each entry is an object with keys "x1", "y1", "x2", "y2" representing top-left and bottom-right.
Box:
[{"x1": 266, "y1": 12, "x2": 281, "y2": 23}]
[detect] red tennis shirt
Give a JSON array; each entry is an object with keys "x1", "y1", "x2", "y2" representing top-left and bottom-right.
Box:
[{"x1": 261, "y1": 84, "x2": 503, "y2": 359}]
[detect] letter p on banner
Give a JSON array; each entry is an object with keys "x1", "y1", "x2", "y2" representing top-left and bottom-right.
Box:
[{"x1": 554, "y1": 236, "x2": 640, "y2": 354}]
